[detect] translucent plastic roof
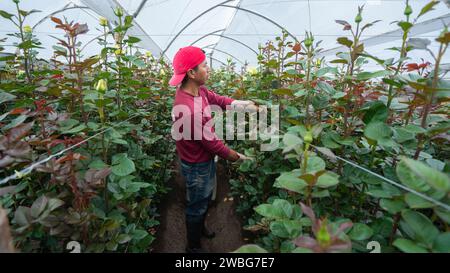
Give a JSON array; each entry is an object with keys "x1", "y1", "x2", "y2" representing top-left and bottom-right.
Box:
[{"x1": 1, "y1": 0, "x2": 449, "y2": 69}]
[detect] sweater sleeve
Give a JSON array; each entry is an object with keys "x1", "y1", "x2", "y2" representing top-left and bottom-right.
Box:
[
  {"x1": 192, "y1": 113, "x2": 231, "y2": 160},
  {"x1": 203, "y1": 87, "x2": 234, "y2": 110}
]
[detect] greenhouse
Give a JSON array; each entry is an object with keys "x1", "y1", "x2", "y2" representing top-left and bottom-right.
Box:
[{"x1": 0, "y1": 0, "x2": 449, "y2": 256}]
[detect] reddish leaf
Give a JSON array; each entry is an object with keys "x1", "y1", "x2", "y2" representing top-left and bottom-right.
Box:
[
  {"x1": 51, "y1": 16, "x2": 63, "y2": 25},
  {"x1": 292, "y1": 43, "x2": 301, "y2": 53},
  {"x1": 74, "y1": 24, "x2": 89, "y2": 35},
  {"x1": 0, "y1": 186, "x2": 16, "y2": 197},
  {"x1": 9, "y1": 108, "x2": 27, "y2": 115},
  {"x1": 293, "y1": 236, "x2": 317, "y2": 249},
  {"x1": 84, "y1": 168, "x2": 111, "y2": 185},
  {"x1": 0, "y1": 155, "x2": 15, "y2": 168},
  {"x1": 8, "y1": 122, "x2": 34, "y2": 143},
  {"x1": 6, "y1": 141, "x2": 31, "y2": 158},
  {"x1": 335, "y1": 221, "x2": 353, "y2": 235}
]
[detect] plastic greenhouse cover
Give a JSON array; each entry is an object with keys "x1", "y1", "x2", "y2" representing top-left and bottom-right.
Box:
[{"x1": 0, "y1": 0, "x2": 449, "y2": 70}]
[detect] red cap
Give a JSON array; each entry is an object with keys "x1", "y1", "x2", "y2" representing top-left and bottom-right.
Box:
[{"x1": 169, "y1": 46, "x2": 206, "y2": 86}]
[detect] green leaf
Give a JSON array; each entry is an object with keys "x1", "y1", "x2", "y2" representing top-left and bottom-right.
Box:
[
  {"x1": 433, "y1": 232, "x2": 450, "y2": 253},
  {"x1": 19, "y1": 9, "x2": 41, "y2": 17},
  {"x1": 255, "y1": 204, "x2": 281, "y2": 219},
  {"x1": 2, "y1": 115, "x2": 27, "y2": 131},
  {"x1": 393, "y1": 238, "x2": 428, "y2": 253},
  {"x1": 0, "y1": 10, "x2": 14, "y2": 20},
  {"x1": 30, "y1": 195, "x2": 49, "y2": 218},
  {"x1": 273, "y1": 88, "x2": 293, "y2": 96},
  {"x1": 394, "y1": 128, "x2": 415, "y2": 143},
  {"x1": 316, "y1": 172, "x2": 340, "y2": 188},
  {"x1": 270, "y1": 220, "x2": 302, "y2": 239},
  {"x1": 404, "y1": 193, "x2": 435, "y2": 209},
  {"x1": 117, "y1": 234, "x2": 132, "y2": 244},
  {"x1": 233, "y1": 245, "x2": 268, "y2": 253},
  {"x1": 284, "y1": 69, "x2": 299, "y2": 76},
  {"x1": 64, "y1": 124, "x2": 86, "y2": 134},
  {"x1": 18, "y1": 40, "x2": 34, "y2": 50},
  {"x1": 58, "y1": 119, "x2": 79, "y2": 131},
  {"x1": 0, "y1": 91, "x2": 16, "y2": 104},
  {"x1": 272, "y1": 199, "x2": 296, "y2": 219},
  {"x1": 92, "y1": 206, "x2": 106, "y2": 219},
  {"x1": 275, "y1": 170, "x2": 307, "y2": 193},
  {"x1": 362, "y1": 101, "x2": 388, "y2": 124},
  {"x1": 380, "y1": 199, "x2": 406, "y2": 214},
  {"x1": 288, "y1": 125, "x2": 307, "y2": 138},
  {"x1": 311, "y1": 189, "x2": 330, "y2": 198},
  {"x1": 254, "y1": 199, "x2": 296, "y2": 220},
  {"x1": 417, "y1": 1, "x2": 439, "y2": 19},
  {"x1": 400, "y1": 158, "x2": 450, "y2": 193},
  {"x1": 364, "y1": 121, "x2": 393, "y2": 146},
  {"x1": 404, "y1": 124, "x2": 426, "y2": 134},
  {"x1": 294, "y1": 89, "x2": 307, "y2": 97},
  {"x1": 239, "y1": 159, "x2": 254, "y2": 172},
  {"x1": 317, "y1": 81, "x2": 336, "y2": 95},
  {"x1": 105, "y1": 241, "x2": 118, "y2": 251},
  {"x1": 337, "y1": 37, "x2": 353, "y2": 47},
  {"x1": 13, "y1": 206, "x2": 31, "y2": 227},
  {"x1": 322, "y1": 132, "x2": 341, "y2": 149},
  {"x1": 126, "y1": 36, "x2": 141, "y2": 44},
  {"x1": 305, "y1": 156, "x2": 326, "y2": 174},
  {"x1": 47, "y1": 198, "x2": 64, "y2": 211},
  {"x1": 111, "y1": 153, "x2": 136, "y2": 176},
  {"x1": 282, "y1": 133, "x2": 303, "y2": 153},
  {"x1": 396, "y1": 160, "x2": 431, "y2": 192},
  {"x1": 435, "y1": 207, "x2": 450, "y2": 225},
  {"x1": 132, "y1": 58, "x2": 146, "y2": 68},
  {"x1": 312, "y1": 93, "x2": 330, "y2": 110},
  {"x1": 332, "y1": 92, "x2": 346, "y2": 99},
  {"x1": 132, "y1": 229, "x2": 148, "y2": 240},
  {"x1": 356, "y1": 70, "x2": 390, "y2": 81},
  {"x1": 401, "y1": 210, "x2": 439, "y2": 246},
  {"x1": 349, "y1": 223, "x2": 373, "y2": 241},
  {"x1": 315, "y1": 67, "x2": 338, "y2": 77},
  {"x1": 398, "y1": 21, "x2": 413, "y2": 33}
]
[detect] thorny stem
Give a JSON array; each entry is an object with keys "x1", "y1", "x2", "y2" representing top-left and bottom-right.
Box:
[
  {"x1": 15, "y1": 2, "x2": 32, "y2": 86},
  {"x1": 414, "y1": 42, "x2": 447, "y2": 159}
]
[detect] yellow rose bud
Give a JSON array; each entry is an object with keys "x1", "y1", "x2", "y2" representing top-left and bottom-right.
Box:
[
  {"x1": 317, "y1": 222, "x2": 331, "y2": 248},
  {"x1": 146, "y1": 51, "x2": 152, "y2": 58},
  {"x1": 99, "y1": 17, "x2": 108, "y2": 27},
  {"x1": 95, "y1": 79, "x2": 107, "y2": 92},
  {"x1": 23, "y1": 25, "x2": 32, "y2": 33},
  {"x1": 246, "y1": 66, "x2": 258, "y2": 76}
]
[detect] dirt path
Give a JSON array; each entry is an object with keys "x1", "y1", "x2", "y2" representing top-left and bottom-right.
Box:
[{"x1": 151, "y1": 161, "x2": 245, "y2": 253}]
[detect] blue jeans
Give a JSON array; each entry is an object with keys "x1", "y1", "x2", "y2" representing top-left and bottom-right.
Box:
[{"x1": 180, "y1": 159, "x2": 216, "y2": 223}]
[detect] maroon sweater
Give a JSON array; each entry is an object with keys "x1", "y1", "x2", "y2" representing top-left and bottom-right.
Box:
[{"x1": 172, "y1": 86, "x2": 235, "y2": 163}]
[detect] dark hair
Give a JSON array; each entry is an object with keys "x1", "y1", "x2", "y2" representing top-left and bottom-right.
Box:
[
  {"x1": 181, "y1": 65, "x2": 199, "y2": 86},
  {"x1": 180, "y1": 50, "x2": 206, "y2": 86}
]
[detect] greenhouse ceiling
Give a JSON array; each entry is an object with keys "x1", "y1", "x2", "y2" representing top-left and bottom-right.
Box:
[{"x1": 1, "y1": 0, "x2": 449, "y2": 70}]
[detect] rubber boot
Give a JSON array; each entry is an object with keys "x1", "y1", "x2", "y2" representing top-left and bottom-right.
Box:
[
  {"x1": 201, "y1": 213, "x2": 216, "y2": 239},
  {"x1": 185, "y1": 218, "x2": 204, "y2": 253}
]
